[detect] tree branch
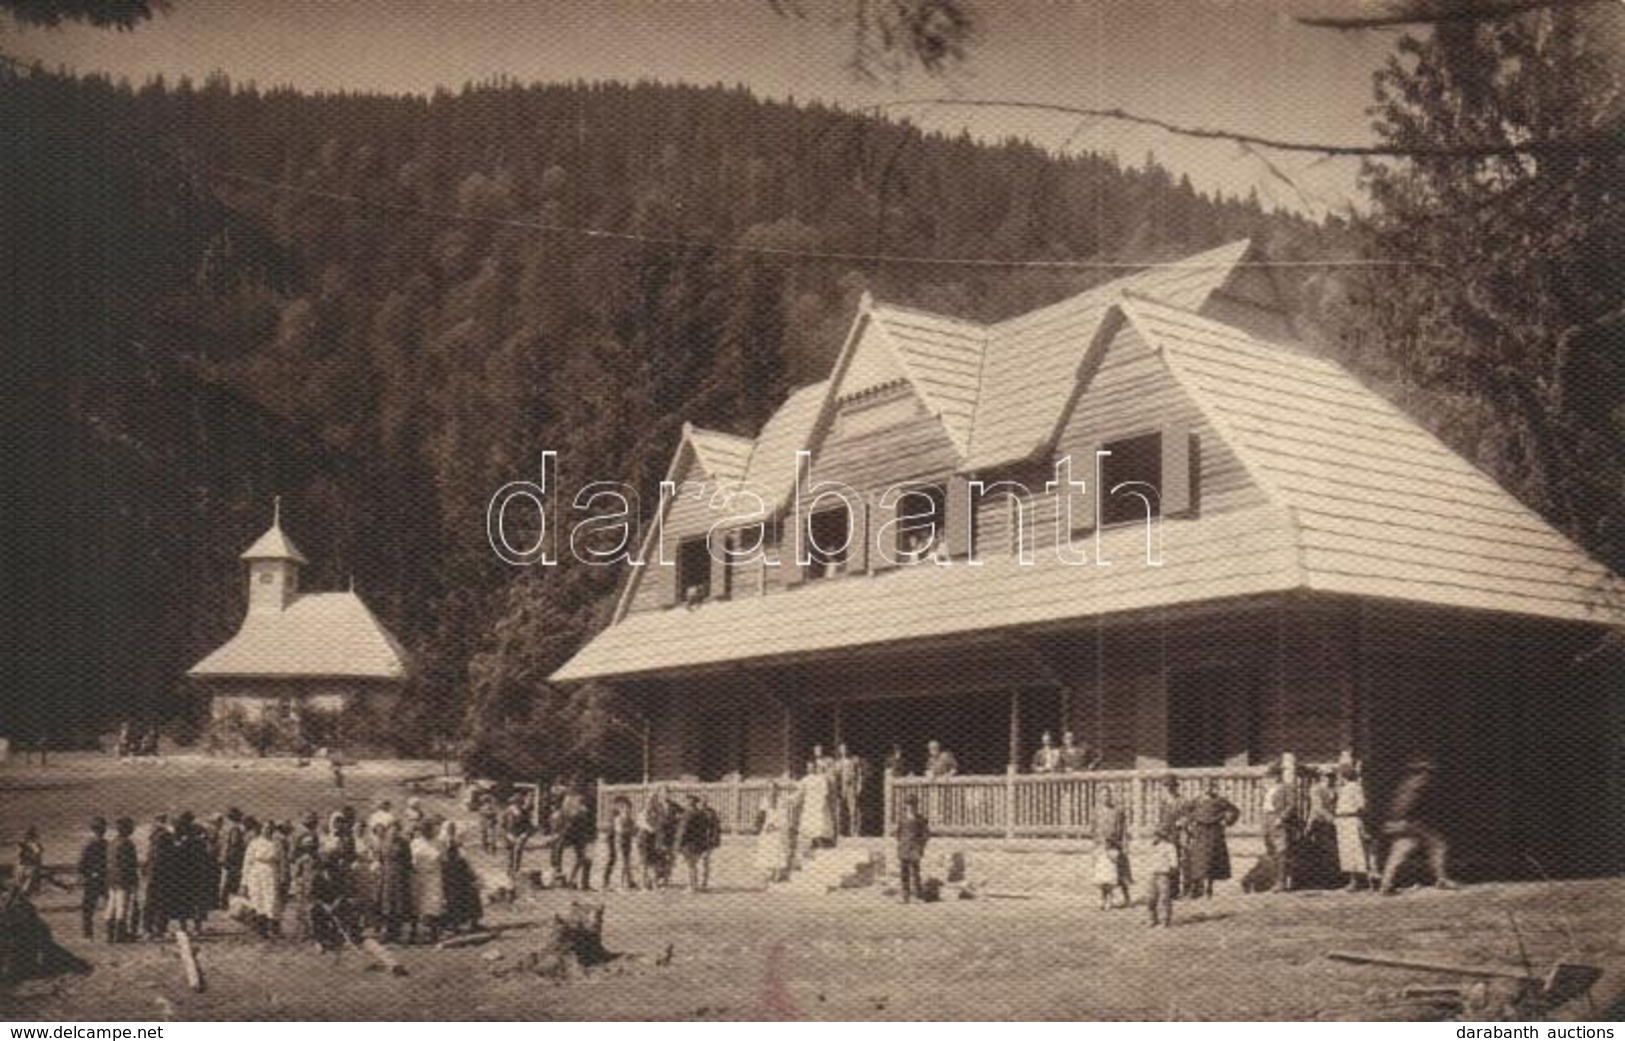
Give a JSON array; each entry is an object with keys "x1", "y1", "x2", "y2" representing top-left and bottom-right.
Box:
[{"x1": 1297, "y1": 0, "x2": 1608, "y2": 30}]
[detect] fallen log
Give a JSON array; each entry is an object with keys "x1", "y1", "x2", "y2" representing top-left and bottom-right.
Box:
[
  {"x1": 175, "y1": 931, "x2": 204, "y2": 992},
  {"x1": 437, "y1": 931, "x2": 499, "y2": 950},
  {"x1": 1327, "y1": 950, "x2": 1533, "y2": 980}
]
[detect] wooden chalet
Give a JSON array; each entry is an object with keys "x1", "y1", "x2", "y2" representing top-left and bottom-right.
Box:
[{"x1": 554, "y1": 241, "x2": 1623, "y2": 874}]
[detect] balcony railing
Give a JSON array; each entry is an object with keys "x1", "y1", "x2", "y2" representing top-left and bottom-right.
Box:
[{"x1": 599, "y1": 754, "x2": 1332, "y2": 840}]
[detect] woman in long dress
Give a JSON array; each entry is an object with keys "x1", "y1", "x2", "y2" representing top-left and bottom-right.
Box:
[
  {"x1": 409, "y1": 823, "x2": 445, "y2": 943},
  {"x1": 375, "y1": 822, "x2": 413, "y2": 943},
  {"x1": 439, "y1": 822, "x2": 483, "y2": 934},
  {"x1": 799, "y1": 766, "x2": 836, "y2": 851},
  {"x1": 1183, "y1": 783, "x2": 1240, "y2": 898},
  {"x1": 241, "y1": 820, "x2": 284, "y2": 937},
  {"x1": 1333, "y1": 762, "x2": 1372, "y2": 890},
  {"x1": 754, "y1": 783, "x2": 795, "y2": 884}
]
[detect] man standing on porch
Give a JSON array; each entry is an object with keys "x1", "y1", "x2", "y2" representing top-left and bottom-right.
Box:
[
  {"x1": 1058, "y1": 732, "x2": 1096, "y2": 772},
  {"x1": 924, "y1": 740, "x2": 958, "y2": 778},
  {"x1": 834, "y1": 743, "x2": 864, "y2": 837},
  {"x1": 1031, "y1": 732, "x2": 1062, "y2": 773}
]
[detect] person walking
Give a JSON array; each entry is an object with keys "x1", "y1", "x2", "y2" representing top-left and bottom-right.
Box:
[
  {"x1": 1334, "y1": 762, "x2": 1374, "y2": 891},
  {"x1": 76, "y1": 818, "x2": 109, "y2": 940},
  {"x1": 894, "y1": 795, "x2": 929, "y2": 903},
  {"x1": 1378, "y1": 758, "x2": 1460, "y2": 895}
]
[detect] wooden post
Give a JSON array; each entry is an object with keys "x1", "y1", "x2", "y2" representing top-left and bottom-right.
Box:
[
  {"x1": 1005, "y1": 763, "x2": 1018, "y2": 840},
  {"x1": 883, "y1": 768, "x2": 894, "y2": 837},
  {"x1": 641, "y1": 718, "x2": 651, "y2": 785},
  {"x1": 730, "y1": 773, "x2": 743, "y2": 833},
  {"x1": 1282, "y1": 750, "x2": 1297, "y2": 785},
  {"x1": 833, "y1": 700, "x2": 844, "y2": 747},
  {"x1": 1008, "y1": 688, "x2": 1021, "y2": 771},
  {"x1": 1128, "y1": 769, "x2": 1145, "y2": 830}
]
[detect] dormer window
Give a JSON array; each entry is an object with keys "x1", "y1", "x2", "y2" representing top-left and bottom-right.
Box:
[
  {"x1": 1101, "y1": 431, "x2": 1164, "y2": 527},
  {"x1": 806, "y1": 508, "x2": 851, "y2": 580},
  {"x1": 676, "y1": 536, "x2": 712, "y2": 604},
  {"x1": 895, "y1": 485, "x2": 946, "y2": 562}
]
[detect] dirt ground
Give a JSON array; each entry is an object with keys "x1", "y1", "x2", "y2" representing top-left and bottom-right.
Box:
[{"x1": 4, "y1": 755, "x2": 1623, "y2": 1021}]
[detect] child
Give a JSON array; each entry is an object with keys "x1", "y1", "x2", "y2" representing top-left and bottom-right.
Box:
[
  {"x1": 77, "y1": 818, "x2": 109, "y2": 939},
  {"x1": 895, "y1": 795, "x2": 930, "y2": 903},
  {"x1": 1144, "y1": 826, "x2": 1180, "y2": 928}
]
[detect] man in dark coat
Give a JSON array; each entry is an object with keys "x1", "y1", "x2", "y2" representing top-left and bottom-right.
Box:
[
  {"x1": 1378, "y1": 758, "x2": 1460, "y2": 894},
  {"x1": 1184, "y1": 783, "x2": 1240, "y2": 898},
  {"x1": 375, "y1": 822, "x2": 413, "y2": 943},
  {"x1": 76, "y1": 818, "x2": 108, "y2": 940},
  {"x1": 218, "y1": 808, "x2": 246, "y2": 909},
  {"x1": 895, "y1": 795, "x2": 930, "y2": 903},
  {"x1": 674, "y1": 795, "x2": 721, "y2": 892},
  {"x1": 142, "y1": 814, "x2": 176, "y2": 938}
]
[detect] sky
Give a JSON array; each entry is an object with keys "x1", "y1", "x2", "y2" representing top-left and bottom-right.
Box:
[{"x1": 2, "y1": 0, "x2": 1407, "y2": 216}]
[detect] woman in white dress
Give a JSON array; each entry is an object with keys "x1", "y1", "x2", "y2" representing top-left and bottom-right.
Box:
[
  {"x1": 799, "y1": 765, "x2": 837, "y2": 851},
  {"x1": 754, "y1": 783, "x2": 795, "y2": 884},
  {"x1": 410, "y1": 822, "x2": 446, "y2": 942},
  {"x1": 1333, "y1": 762, "x2": 1372, "y2": 890},
  {"x1": 242, "y1": 819, "x2": 284, "y2": 938}
]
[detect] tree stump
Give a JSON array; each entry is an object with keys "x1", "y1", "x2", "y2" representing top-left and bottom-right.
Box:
[{"x1": 529, "y1": 902, "x2": 610, "y2": 979}]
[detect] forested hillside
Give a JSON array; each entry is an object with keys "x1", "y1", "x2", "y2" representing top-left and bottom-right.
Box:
[{"x1": 3, "y1": 67, "x2": 1324, "y2": 767}]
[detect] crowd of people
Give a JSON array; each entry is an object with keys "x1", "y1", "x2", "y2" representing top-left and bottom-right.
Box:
[
  {"x1": 483, "y1": 786, "x2": 724, "y2": 894},
  {"x1": 45, "y1": 797, "x2": 483, "y2": 949}
]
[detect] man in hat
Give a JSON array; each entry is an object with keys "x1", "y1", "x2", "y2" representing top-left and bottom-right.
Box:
[
  {"x1": 1261, "y1": 761, "x2": 1298, "y2": 893},
  {"x1": 895, "y1": 795, "x2": 930, "y2": 903},
  {"x1": 76, "y1": 817, "x2": 109, "y2": 939},
  {"x1": 105, "y1": 818, "x2": 140, "y2": 942},
  {"x1": 1154, "y1": 774, "x2": 1189, "y2": 897},
  {"x1": 1378, "y1": 757, "x2": 1460, "y2": 894}
]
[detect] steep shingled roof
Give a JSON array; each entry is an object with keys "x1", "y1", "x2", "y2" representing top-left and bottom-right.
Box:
[
  {"x1": 684, "y1": 424, "x2": 754, "y2": 485},
  {"x1": 188, "y1": 591, "x2": 410, "y2": 680},
  {"x1": 964, "y1": 239, "x2": 1252, "y2": 470},
  {"x1": 554, "y1": 240, "x2": 1624, "y2": 684},
  {"x1": 1123, "y1": 295, "x2": 1625, "y2": 625}
]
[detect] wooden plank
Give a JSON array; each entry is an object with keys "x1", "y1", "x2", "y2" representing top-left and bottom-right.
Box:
[{"x1": 1326, "y1": 951, "x2": 1534, "y2": 981}]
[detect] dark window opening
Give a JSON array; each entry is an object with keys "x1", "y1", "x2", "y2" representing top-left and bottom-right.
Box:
[
  {"x1": 1100, "y1": 431, "x2": 1163, "y2": 527},
  {"x1": 676, "y1": 536, "x2": 712, "y2": 604},
  {"x1": 806, "y1": 507, "x2": 851, "y2": 580},
  {"x1": 896, "y1": 485, "x2": 946, "y2": 561}
]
